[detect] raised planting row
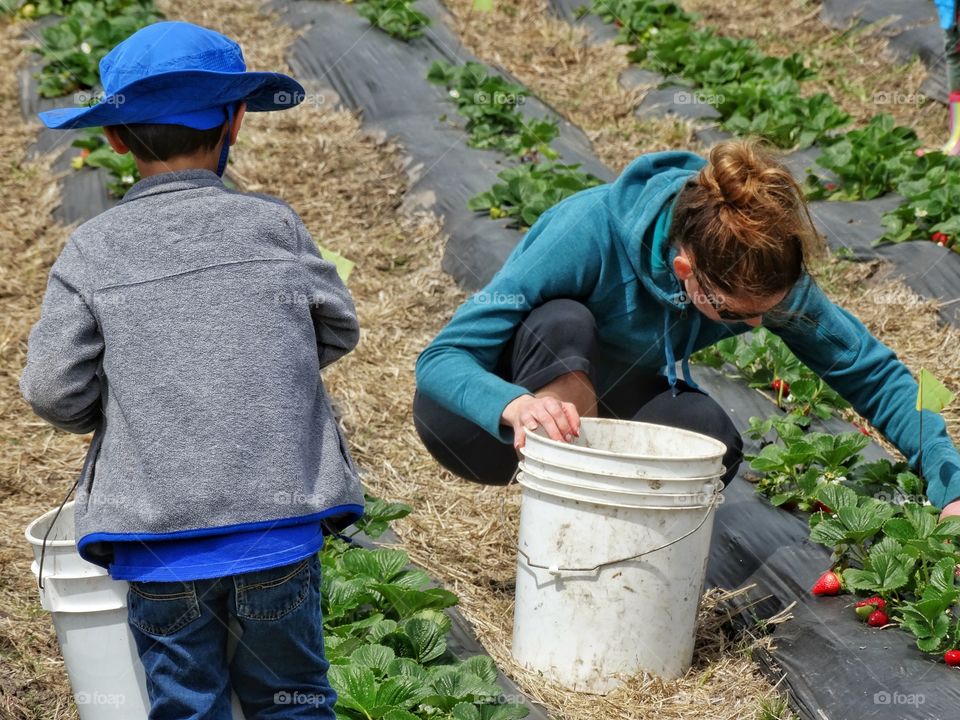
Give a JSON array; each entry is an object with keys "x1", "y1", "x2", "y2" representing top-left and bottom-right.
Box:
[
  {"x1": 277, "y1": 0, "x2": 610, "y2": 288},
  {"x1": 694, "y1": 327, "x2": 960, "y2": 667},
  {"x1": 582, "y1": 0, "x2": 960, "y2": 253},
  {"x1": 325, "y1": 498, "x2": 531, "y2": 720},
  {"x1": 9, "y1": 0, "x2": 162, "y2": 195},
  {"x1": 427, "y1": 60, "x2": 603, "y2": 228}
]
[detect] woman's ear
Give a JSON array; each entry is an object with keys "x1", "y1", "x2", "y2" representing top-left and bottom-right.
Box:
[{"x1": 673, "y1": 249, "x2": 694, "y2": 281}]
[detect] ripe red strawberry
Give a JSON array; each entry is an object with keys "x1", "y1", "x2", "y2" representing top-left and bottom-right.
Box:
[
  {"x1": 945, "y1": 650, "x2": 960, "y2": 666},
  {"x1": 771, "y1": 378, "x2": 789, "y2": 396},
  {"x1": 932, "y1": 232, "x2": 949, "y2": 244},
  {"x1": 867, "y1": 609, "x2": 889, "y2": 627},
  {"x1": 824, "y1": 182, "x2": 839, "y2": 191},
  {"x1": 812, "y1": 570, "x2": 842, "y2": 596},
  {"x1": 855, "y1": 596, "x2": 884, "y2": 620},
  {"x1": 813, "y1": 500, "x2": 833, "y2": 514}
]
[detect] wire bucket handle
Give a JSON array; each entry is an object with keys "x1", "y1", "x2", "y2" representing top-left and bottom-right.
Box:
[{"x1": 515, "y1": 492, "x2": 721, "y2": 576}]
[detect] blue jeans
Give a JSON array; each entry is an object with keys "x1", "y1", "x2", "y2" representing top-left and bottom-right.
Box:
[{"x1": 127, "y1": 555, "x2": 336, "y2": 719}]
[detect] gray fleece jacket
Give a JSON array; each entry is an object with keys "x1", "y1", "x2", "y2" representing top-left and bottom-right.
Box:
[{"x1": 20, "y1": 169, "x2": 364, "y2": 556}]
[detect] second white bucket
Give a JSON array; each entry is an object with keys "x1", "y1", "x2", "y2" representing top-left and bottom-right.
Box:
[
  {"x1": 25, "y1": 502, "x2": 245, "y2": 719},
  {"x1": 511, "y1": 419, "x2": 727, "y2": 694}
]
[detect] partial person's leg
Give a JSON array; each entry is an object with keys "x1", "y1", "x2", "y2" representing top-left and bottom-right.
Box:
[
  {"x1": 600, "y1": 374, "x2": 744, "y2": 486},
  {"x1": 413, "y1": 298, "x2": 600, "y2": 484},
  {"x1": 128, "y1": 576, "x2": 231, "y2": 719},
  {"x1": 944, "y1": 17, "x2": 960, "y2": 154},
  {"x1": 229, "y1": 555, "x2": 337, "y2": 719},
  {"x1": 413, "y1": 390, "x2": 521, "y2": 484}
]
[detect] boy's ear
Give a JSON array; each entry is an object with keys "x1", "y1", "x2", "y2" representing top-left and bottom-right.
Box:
[
  {"x1": 102, "y1": 126, "x2": 130, "y2": 154},
  {"x1": 228, "y1": 102, "x2": 247, "y2": 147}
]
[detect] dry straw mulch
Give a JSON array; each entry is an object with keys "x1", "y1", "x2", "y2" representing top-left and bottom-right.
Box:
[{"x1": 0, "y1": 15, "x2": 84, "y2": 720}]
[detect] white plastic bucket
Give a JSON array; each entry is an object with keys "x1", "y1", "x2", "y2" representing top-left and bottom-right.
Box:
[
  {"x1": 25, "y1": 502, "x2": 245, "y2": 719},
  {"x1": 511, "y1": 419, "x2": 726, "y2": 693}
]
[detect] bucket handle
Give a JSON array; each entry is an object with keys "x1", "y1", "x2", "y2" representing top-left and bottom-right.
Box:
[
  {"x1": 37, "y1": 475, "x2": 81, "y2": 591},
  {"x1": 515, "y1": 492, "x2": 721, "y2": 576}
]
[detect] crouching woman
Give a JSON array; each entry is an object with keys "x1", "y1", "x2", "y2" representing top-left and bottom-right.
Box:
[{"x1": 413, "y1": 140, "x2": 960, "y2": 518}]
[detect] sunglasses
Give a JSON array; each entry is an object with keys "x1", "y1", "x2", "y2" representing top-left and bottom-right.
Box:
[{"x1": 687, "y1": 271, "x2": 764, "y2": 323}]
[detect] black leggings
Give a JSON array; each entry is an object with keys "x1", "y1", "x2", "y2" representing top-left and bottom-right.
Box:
[{"x1": 413, "y1": 299, "x2": 743, "y2": 485}]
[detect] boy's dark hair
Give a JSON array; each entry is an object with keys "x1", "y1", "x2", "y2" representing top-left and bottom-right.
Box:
[{"x1": 111, "y1": 122, "x2": 226, "y2": 162}]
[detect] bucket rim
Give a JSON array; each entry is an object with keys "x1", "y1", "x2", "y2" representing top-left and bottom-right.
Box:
[
  {"x1": 524, "y1": 418, "x2": 727, "y2": 463},
  {"x1": 519, "y1": 464, "x2": 723, "y2": 496},
  {"x1": 517, "y1": 472, "x2": 723, "y2": 509},
  {"x1": 518, "y1": 454, "x2": 725, "y2": 483},
  {"x1": 25, "y1": 501, "x2": 77, "y2": 548}
]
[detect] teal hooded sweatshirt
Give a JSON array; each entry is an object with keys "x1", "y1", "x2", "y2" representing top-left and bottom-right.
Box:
[{"x1": 415, "y1": 151, "x2": 960, "y2": 509}]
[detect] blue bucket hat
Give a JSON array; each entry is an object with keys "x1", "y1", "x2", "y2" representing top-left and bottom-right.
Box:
[{"x1": 39, "y1": 21, "x2": 305, "y2": 175}]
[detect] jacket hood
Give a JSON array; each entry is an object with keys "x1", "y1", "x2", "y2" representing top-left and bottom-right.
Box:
[{"x1": 607, "y1": 150, "x2": 707, "y2": 310}]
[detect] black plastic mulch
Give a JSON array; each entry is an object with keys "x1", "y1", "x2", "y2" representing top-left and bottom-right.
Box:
[
  {"x1": 696, "y1": 364, "x2": 960, "y2": 720},
  {"x1": 274, "y1": 0, "x2": 612, "y2": 291},
  {"x1": 545, "y1": 0, "x2": 960, "y2": 329}
]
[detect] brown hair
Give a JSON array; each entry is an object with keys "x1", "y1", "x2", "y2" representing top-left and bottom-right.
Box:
[
  {"x1": 112, "y1": 122, "x2": 226, "y2": 163},
  {"x1": 669, "y1": 139, "x2": 821, "y2": 300}
]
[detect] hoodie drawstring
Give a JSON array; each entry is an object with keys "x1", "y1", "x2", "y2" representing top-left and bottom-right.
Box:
[{"x1": 662, "y1": 307, "x2": 701, "y2": 396}]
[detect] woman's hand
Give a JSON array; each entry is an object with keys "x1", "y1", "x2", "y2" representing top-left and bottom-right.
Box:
[
  {"x1": 940, "y1": 498, "x2": 960, "y2": 521},
  {"x1": 501, "y1": 394, "x2": 581, "y2": 450}
]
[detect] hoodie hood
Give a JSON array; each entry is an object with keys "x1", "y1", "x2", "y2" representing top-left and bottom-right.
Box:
[
  {"x1": 607, "y1": 150, "x2": 708, "y2": 393},
  {"x1": 607, "y1": 150, "x2": 707, "y2": 311}
]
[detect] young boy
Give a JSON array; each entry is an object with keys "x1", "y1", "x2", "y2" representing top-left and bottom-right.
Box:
[{"x1": 20, "y1": 21, "x2": 363, "y2": 719}]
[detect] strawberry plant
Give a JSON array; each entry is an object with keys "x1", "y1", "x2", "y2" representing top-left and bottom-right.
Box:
[
  {"x1": 427, "y1": 61, "x2": 559, "y2": 159},
  {"x1": 745, "y1": 422, "x2": 869, "y2": 510},
  {"x1": 323, "y1": 497, "x2": 529, "y2": 719},
  {"x1": 71, "y1": 127, "x2": 139, "y2": 197},
  {"x1": 468, "y1": 162, "x2": 603, "y2": 228},
  {"x1": 748, "y1": 422, "x2": 960, "y2": 657},
  {"x1": 589, "y1": 0, "x2": 694, "y2": 46},
  {"x1": 590, "y1": 4, "x2": 850, "y2": 149},
  {"x1": 805, "y1": 115, "x2": 921, "y2": 201},
  {"x1": 34, "y1": 0, "x2": 163, "y2": 97},
  {"x1": 355, "y1": 0, "x2": 431, "y2": 41},
  {"x1": 880, "y1": 151, "x2": 960, "y2": 248},
  {"x1": 13, "y1": 0, "x2": 76, "y2": 18},
  {"x1": 694, "y1": 328, "x2": 848, "y2": 420}
]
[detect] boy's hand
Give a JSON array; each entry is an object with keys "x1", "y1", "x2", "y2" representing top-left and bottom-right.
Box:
[{"x1": 501, "y1": 394, "x2": 580, "y2": 450}]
